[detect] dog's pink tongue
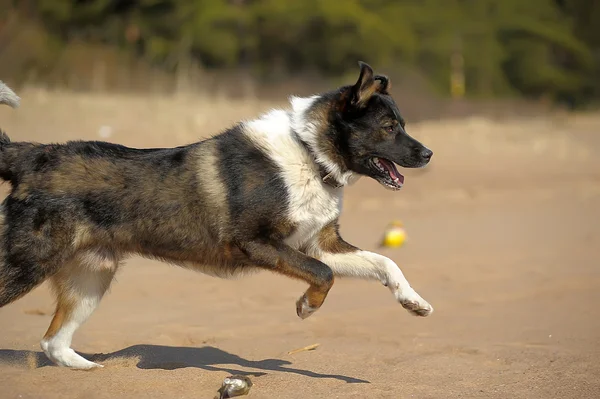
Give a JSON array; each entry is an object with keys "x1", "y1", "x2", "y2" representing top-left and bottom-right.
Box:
[{"x1": 379, "y1": 159, "x2": 404, "y2": 184}]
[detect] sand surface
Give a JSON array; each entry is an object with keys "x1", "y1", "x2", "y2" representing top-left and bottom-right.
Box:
[{"x1": 0, "y1": 93, "x2": 599, "y2": 398}]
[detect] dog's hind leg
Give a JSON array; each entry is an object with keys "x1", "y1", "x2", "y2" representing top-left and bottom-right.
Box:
[
  {"x1": 0, "y1": 251, "x2": 61, "y2": 309},
  {"x1": 0, "y1": 259, "x2": 57, "y2": 308},
  {"x1": 40, "y1": 252, "x2": 119, "y2": 369}
]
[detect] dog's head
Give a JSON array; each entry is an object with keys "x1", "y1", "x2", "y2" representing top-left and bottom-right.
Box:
[{"x1": 331, "y1": 62, "x2": 432, "y2": 190}]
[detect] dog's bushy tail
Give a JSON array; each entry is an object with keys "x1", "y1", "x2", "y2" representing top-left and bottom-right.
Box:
[
  {"x1": 0, "y1": 82, "x2": 20, "y2": 182},
  {"x1": 0, "y1": 81, "x2": 20, "y2": 109}
]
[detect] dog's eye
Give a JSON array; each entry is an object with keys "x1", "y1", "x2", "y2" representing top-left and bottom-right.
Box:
[{"x1": 385, "y1": 126, "x2": 395, "y2": 133}]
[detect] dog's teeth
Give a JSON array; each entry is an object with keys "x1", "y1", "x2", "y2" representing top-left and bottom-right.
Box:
[{"x1": 373, "y1": 157, "x2": 388, "y2": 174}]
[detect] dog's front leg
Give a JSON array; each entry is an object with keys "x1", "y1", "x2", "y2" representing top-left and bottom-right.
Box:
[
  {"x1": 238, "y1": 239, "x2": 334, "y2": 319},
  {"x1": 305, "y1": 221, "x2": 433, "y2": 316}
]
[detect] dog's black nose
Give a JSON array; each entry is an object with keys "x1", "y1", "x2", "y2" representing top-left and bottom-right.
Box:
[{"x1": 421, "y1": 148, "x2": 433, "y2": 160}]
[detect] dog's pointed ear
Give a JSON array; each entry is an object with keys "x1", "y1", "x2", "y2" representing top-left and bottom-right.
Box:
[
  {"x1": 374, "y1": 74, "x2": 391, "y2": 95},
  {"x1": 351, "y1": 61, "x2": 377, "y2": 107}
]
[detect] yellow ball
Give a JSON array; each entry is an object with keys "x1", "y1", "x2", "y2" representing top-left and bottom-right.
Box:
[{"x1": 382, "y1": 227, "x2": 407, "y2": 248}]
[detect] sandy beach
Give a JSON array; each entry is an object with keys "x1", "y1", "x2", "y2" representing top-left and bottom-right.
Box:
[{"x1": 1, "y1": 92, "x2": 599, "y2": 398}]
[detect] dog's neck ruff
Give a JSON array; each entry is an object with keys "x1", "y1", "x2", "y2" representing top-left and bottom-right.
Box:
[{"x1": 290, "y1": 96, "x2": 355, "y2": 189}]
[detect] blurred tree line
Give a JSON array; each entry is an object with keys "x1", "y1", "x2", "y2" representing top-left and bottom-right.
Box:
[{"x1": 1, "y1": 0, "x2": 599, "y2": 106}]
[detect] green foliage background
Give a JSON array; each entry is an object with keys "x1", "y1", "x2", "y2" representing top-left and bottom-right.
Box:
[{"x1": 2, "y1": 0, "x2": 599, "y2": 106}]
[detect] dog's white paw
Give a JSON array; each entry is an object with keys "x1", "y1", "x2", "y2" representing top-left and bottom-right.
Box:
[
  {"x1": 393, "y1": 289, "x2": 433, "y2": 317},
  {"x1": 400, "y1": 298, "x2": 433, "y2": 317},
  {"x1": 296, "y1": 295, "x2": 318, "y2": 319},
  {"x1": 41, "y1": 340, "x2": 103, "y2": 370}
]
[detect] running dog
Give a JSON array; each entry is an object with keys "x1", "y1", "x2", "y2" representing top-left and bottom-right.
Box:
[{"x1": 0, "y1": 63, "x2": 433, "y2": 369}]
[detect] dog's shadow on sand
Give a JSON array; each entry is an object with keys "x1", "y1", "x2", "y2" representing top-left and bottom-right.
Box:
[{"x1": 0, "y1": 344, "x2": 369, "y2": 383}]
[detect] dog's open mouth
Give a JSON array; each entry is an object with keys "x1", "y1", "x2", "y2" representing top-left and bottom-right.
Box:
[{"x1": 370, "y1": 157, "x2": 404, "y2": 190}]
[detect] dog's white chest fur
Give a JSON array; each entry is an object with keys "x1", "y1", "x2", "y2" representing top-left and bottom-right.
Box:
[
  {"x1": 283, "y1": 177, "x2": 342, "y2": 249},
  {"x1": 243, "y1": 107, "x2": 343, "y2": 249}
]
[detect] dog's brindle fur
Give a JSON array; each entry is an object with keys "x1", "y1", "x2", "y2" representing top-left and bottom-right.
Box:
[{"x1": 0, "y1": 63, "x2": 434, "y2": 369}]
